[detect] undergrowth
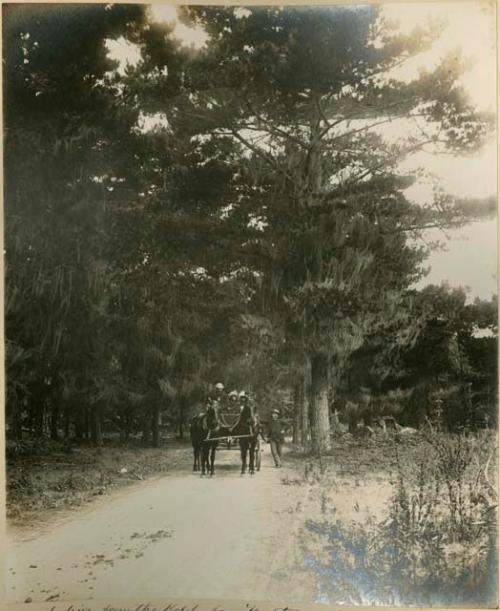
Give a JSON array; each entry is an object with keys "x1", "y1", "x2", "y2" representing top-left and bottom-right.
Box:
[{"x1": 304, "y1": 429, "x2": 498, "y2": 606}]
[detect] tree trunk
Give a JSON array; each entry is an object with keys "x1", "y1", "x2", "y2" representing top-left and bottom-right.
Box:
[
  {"x1": 300, "y1": 358, "x2": 311, "y2": 447},
  {"x1": 142, "y1": 409, "x2": 152, "y2": 446},
  {"x1": 27, "y1": 404, "x2": 35, "y2": 435},
  {"x1": 152, "y1": 405, "x2": 160, "y2": 448},
  {"x1": 125, "y1": 412, "x2": 131, "y2": 441},
  {"x1": 63, "y1": 402, "x2": 70, "y2": 439},
  {"x1": 91, "y1": 404, "x2": 103, "y2": 447},
  {"x1": 363, "y1": 397, "x2": 373, "y2": 426},
  {"x1": 327, "y1": 354, "x2": 335, "y2": 418},
  {"x1": 309, "y1": 354, "x2": 331, "y2": 454},
  {"x1": 292, "y1": 383, "x2": 301, "y2": 444},
  {"x1": 346, "y1": 402, "x2": 358, "y2": 434},
  {"x1": 178, "y1": 397, "x2": 185, "y2": 440},
  {"x1": 84, "y1": 406, "x2": 90, "y2": 441},
  {"x1": 75, "y1": 405, "x2": 84, "y2": 442},
  {"x1": 50, "y1": 400, "x2": 59, "y2": 440},
  {"x1": 35, "y1": 402, "x2": 45, "y2": 438},
  {"x1": 11, "y1": 401, "x2": 23, "y2": 440},
  {"x1": 100, "y1": 407, "x2": 105, "y2": 439}
]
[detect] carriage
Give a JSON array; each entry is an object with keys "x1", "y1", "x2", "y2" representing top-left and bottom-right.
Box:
[
  {"x1": 202, "y1": 409, "x2": 262, "y2": 472},
  {"x1": 217, "y1": 410, "x2": 241, "y2": 447},
  {"x1": 191, "y1": 400, "x2": 264, "y2": 475}
]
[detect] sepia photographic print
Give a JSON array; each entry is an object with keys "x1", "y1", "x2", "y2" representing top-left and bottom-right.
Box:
[{"x1": 2, "y1": 1, "x2": 498, "y2": 610}]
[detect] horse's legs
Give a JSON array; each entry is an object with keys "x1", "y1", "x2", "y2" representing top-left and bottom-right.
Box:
[
  {"x1": 209, "y1": 443, "x2": 217, "y2": 476},
  {"x1": 240, "y1": 440, "x2": 248, "y2": 474},
  {"x1": 249, "y1": 440, "x2": 256, "y2": 475},
  {"x1": 201, "y1": 443, "x2": 208, "y2": 476},
  {"x1": 193, "y1": 445, "x2": 200, "y2": 471},
  {"x1": 205, "y1": 447, "x2": 211, "y2": 474}
]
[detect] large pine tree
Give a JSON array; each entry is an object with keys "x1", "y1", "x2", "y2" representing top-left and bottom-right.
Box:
[{"x1": 134, "y1": 5, "x2": 491, "y2": 450}]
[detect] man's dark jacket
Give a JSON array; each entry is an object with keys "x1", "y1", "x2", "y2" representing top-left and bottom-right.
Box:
[{"x1": 268, "y1": 419, "x2": 285, "y2": 443}]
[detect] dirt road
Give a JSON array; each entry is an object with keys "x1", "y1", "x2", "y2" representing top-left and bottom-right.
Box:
[{"x1": 6, "y1": 446, "x2": 317, "y2": 605}]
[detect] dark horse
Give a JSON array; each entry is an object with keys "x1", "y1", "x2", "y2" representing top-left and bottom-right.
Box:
[
  {"x1": 233, "y1": 403, "x2": 261, "y2": 475},
  {"x1": 189, "y1": 413, "x2": 207, "y2": 472},
  {"x1": 202, "y1": 402, "x2": 232, "y2": 476}
]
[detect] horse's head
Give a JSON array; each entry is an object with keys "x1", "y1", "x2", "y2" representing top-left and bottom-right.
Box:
[
  {"x1": 241, "y1": 403, "x2": 256, "y2": 428},
  {"x1": 206, "y1": 403, "x2": 220, "y2": 431},
  {"x1": 199, "y1": 412, "x2": 208, "y2": 429}
]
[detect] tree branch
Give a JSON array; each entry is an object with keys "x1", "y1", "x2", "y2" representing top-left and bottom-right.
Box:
[
  {"x1": 397, "y1": 218, "x2": 472, "y2": 233},
  {"x1": 343, "y1": 138, "x2": 438, "y2": 186},
  {"x1": 323, "y1": 113, "x2": 429, "y2": 146},
  {"x1": 242, "y1": 97, "x2": 309, "y2": 150},
  {"x1": 219, "y1": 122, "x2": 297, "y2": 190},
  {"x1": 318, "y1": 97, "x2": 418, "y2": 140}
]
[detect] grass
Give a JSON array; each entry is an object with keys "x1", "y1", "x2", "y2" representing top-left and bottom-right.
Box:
[{"x1": 6, "y1": 436, "x2": 190, "y2": 526}]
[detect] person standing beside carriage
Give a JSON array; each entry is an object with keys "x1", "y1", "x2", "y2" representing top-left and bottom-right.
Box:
[{"x1": 267, "y1": 408, "x2": 285, "y2": 468}]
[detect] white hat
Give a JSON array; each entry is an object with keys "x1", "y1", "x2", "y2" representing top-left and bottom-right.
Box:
[
  {"x1": 229, "y1": 390, "x2": 238, "y2": 398},
  {"x1": 215, "y1": 382, "x2": 224, "y2": 390},
  {"x1": 239, "y1": 390, "x2": 248, "y2": 399}
]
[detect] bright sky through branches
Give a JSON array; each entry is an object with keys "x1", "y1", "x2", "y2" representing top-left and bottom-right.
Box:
[
  {"x1": 149, "y1": 4, "x2": 209, "y2": 47},
  {"x1": 380, "y1": 1, "x2": 496, "y2": 301},
  {"x1": 106, "y1": 3, "x2": 497, "y2": 301},
  {"x1": 383, "y1": 1, "x2": 496, "y2": 112}
]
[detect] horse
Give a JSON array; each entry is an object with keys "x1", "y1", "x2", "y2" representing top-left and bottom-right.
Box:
[
  {"x1": 189, "y1": 413, "x2": 207, "y2": 472},
  {"x1": 233, "y1": 403, "x2": 261, "y2": 475},
  {"x1": 202, "y1": 402, "x2": 232, "y2": 476}
]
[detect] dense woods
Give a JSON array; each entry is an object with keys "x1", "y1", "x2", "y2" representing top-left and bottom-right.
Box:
[{"x1": 4, "y1": 4, "x2": 497, "y2": 452}]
